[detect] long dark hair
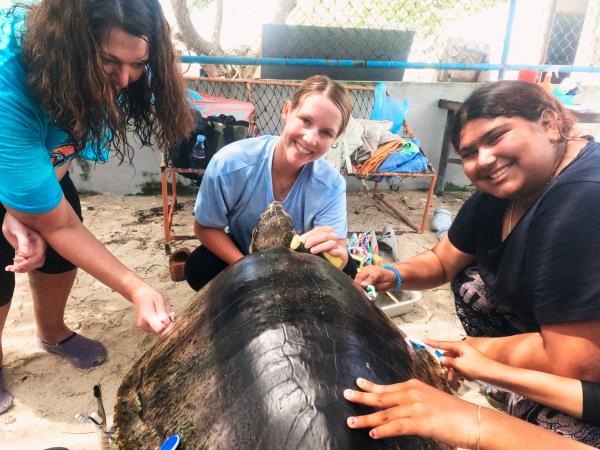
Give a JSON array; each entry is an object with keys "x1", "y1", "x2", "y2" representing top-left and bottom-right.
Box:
[
  {"x1": 451, "y1": 81, "x2": 577, "y2": 151},
  {"x1": 17, "y1": 0, "x2": 194, "y2": 162}
]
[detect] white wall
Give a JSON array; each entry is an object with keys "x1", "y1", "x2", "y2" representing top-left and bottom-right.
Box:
[{"x1": 70, "y1": 144, "x2": 164, "y2": 195}]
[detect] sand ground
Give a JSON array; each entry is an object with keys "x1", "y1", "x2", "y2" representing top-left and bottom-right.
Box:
[{"x1": 0, "y1": 188, "x2": 486, "y2": 450}]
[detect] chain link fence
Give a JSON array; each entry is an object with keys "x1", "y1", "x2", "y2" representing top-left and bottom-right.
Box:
[
  {"x1": 186, "y1": 77, "x2": 375, "y2": 135},
  {"x1": 183, "y1": 77, "x2": 428, "y2": 198},
  {"x1": 171, "y1": 0, "x2": 600, "y2": 83}
]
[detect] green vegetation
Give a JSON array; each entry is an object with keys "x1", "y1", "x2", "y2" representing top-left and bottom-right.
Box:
[
  {"x1": 74, "y1": 159, "x2": 92, "y2": 182},
  {"x1": 135, "y1": 180, "x2": 199, "y2": 196},
  {"x1": 77, "y1": 189, "x2": 101, "y2": 196},
  {"x1": 444, "y1": 182, "x2": 473, "y2": 192},
  {"x1": 289, "y1": 0, "x2": 502, "y2": 30}
]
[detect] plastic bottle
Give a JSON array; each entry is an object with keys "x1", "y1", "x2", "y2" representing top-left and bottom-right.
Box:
[{"x1": 190, "y1": 134, "x2": 206, "y2": 169}]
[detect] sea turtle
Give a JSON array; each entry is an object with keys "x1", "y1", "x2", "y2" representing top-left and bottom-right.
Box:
[
  {"x1": 113, "y1": 246, "x2": 451, "y2": 449},
  {"x1": 249, "y1": 201, "x2": 295, "y2": 253},
  {"x1": 250, "y1": 201, "x2": 343, "y2": 268}
]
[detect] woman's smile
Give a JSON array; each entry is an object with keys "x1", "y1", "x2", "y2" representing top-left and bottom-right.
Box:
[
  {"x1": 485, "y1": 162, "x2": 514, "y2": 181},
  {"x1": 293, "y1": 139, "x2": 313, "y2": 156}
]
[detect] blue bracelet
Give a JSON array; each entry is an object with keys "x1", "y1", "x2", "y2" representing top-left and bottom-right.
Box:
[{"x1": 382, "y1": 264, "x2": 402, "y2": 290}]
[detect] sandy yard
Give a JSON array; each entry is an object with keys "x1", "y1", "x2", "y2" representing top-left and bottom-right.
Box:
[{"x1": 0, "y1": 188, "x2": 485, "y2": 450}]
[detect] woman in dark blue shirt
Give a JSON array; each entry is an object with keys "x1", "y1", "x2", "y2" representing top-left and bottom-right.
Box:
[{"x1": 356, "y1": 81, "x2": 600, "y2": 445}]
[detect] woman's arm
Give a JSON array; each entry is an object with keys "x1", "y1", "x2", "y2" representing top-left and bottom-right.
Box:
[
  {"x1": 6, "y1": 198, "x2": 171, "y2": 334},
  {"x1": 344, "y1": 378, "x2": 593, "y2": 450},
  {"x1": 355, "y1": 235, "x2": 475, "y2": 292},
  {"x1": 2, "y1": 162, "x2": 74, "y2": 273},
  {"x1": 428, "y1": 339, "x2": 583, "y2": 418},
  {"x1": 54, "y1": 161, "x2": 71, "y2": 180},
  {"x1": 194, "y1": 221, "x2": 244, "y2": 265},
  {"x1": 464, "y1": 319, "x2": 600, "y2": 382}
]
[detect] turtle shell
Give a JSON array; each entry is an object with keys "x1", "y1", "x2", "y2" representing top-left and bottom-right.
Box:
[{"x1": 114, "y1": 248, "x2": 451, "y2": 450}]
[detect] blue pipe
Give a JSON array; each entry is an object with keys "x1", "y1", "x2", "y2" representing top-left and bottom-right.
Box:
[
  {"x1": 181, "y1": 55, "x2": 600, "y2": 73},
  {"x1": 499, "y1": 0, "x2": 517, "y2": 80}
]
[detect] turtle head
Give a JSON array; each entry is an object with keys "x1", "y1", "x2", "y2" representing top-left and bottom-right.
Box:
[{"x1": 249, "y1": 201, "x2": 295, "y2": 253}]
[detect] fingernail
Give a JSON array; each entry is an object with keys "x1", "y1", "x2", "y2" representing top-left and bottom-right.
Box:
[
  {"x1": 343, "y1": 389, "x2": 355, "y2": 398},
  {"x1": 357, "y1": 378, "x2": 366, "y2": 386},
  {"x1": 347, "y1": 417, "x2": 356, "y2": 426},
  {"x1": 370, "y1": 429, "x2": 377, "y2": 439}
]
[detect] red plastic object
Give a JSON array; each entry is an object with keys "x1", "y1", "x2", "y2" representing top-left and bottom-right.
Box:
[
  {"x1": 189, "y1": 90, "x2": 254, "y2": 122},
  {"x1": 517, "y1": 70, "x2": 540, "y2": 84}
]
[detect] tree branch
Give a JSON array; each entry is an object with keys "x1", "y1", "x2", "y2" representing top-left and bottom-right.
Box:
[
  {"x1": 211, "y1": 0, "x2": 223, "y2": 45},
  {"x1": 170, "y1": 0, "x2": 223, "y2": 56},
  {"x1": 273, "y1": 0, "x2": 298, "y2": 24},
  {"x1": 170, "y1": 0, "x2": 299, "y2": 78}
]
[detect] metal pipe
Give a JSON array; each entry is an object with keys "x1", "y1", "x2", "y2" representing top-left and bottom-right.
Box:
[
  {"x1": 92, "y1": 385, "x2": 111, "y2": 450},
  {"x1": 180, "y1": 55, "x2": 600, "y2": 73},
  {"x1": 499, "y1": 0, "x2": 517, "y2": 80}
]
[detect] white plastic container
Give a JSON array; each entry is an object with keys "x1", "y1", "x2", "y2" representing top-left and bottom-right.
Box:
[{"x1": 374, "y1": 289, "x2": 422, "y2": 317}]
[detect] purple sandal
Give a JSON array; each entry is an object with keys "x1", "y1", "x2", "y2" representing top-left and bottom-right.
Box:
[
  {"x1": 0, "y1": 368, "x2": 13, "y2": 414},
  {"x1": 39, "y1": 333, "x2": 107, "y2": 369}
]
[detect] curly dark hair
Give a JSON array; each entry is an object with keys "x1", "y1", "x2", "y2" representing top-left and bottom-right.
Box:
[
  {"x1": 451, "y1": 81, "x2": 577, "y2": 151},
  {"x1": 16, "y1": 0, "x2": 194, "y2": 162}
]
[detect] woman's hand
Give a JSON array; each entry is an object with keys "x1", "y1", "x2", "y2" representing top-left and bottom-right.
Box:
[
  {"x1": 354, "y1": 265, "x2": 397, "y2": 292},
  {"x1": 425, "y1": 338, "x2": 498, "y2": 384},
  {"x1": 344, "y1": 378, "x2": 478, "y2": 448},
  {"x1": 130, "y1": 284, "x2": 174, "y2": 336},
  {"x1": 2, "y1": 212, "x2": 47, "y2": 272},
  {"x1": 300, "y1": 226, "x2": 348, "y2": 268},
  {"x1": 7, "y1": 200, "x2": 175, "y2": 336}
]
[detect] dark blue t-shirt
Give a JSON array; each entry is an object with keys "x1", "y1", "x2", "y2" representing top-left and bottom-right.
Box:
[{"x1": 449, "y1": 138, "x2": 600, "y2": 328}]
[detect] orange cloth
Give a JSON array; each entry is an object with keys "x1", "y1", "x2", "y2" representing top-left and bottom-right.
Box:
[
  {"x1": 50, "y1": 145, "x2": 76, "y2": 166},
  {"x1": 353, "y1": 140, "x2": 403, "y2": 177}
]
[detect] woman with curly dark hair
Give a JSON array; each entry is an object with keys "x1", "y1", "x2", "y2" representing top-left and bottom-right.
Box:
[{"x1": 0, "y1": 0, "x2": 195, "y2": 414}]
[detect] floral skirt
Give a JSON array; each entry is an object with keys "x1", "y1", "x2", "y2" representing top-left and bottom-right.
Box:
[{"x1": 452, "y1": 266, "x2": 600, "y2": 447}]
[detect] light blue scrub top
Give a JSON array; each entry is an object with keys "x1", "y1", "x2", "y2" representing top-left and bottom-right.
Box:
[{"x1": 194, "y1": 135, "x2": 347, "y2": 253}]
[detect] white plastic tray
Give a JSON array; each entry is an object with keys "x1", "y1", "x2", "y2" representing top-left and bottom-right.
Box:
[{"x1": 374, "y1": 289, "x2": 422, "y2": 317}]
